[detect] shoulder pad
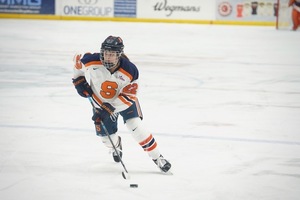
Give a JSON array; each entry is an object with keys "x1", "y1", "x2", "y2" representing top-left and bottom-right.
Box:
[{"x1": 119, "y1": 57, "x2": 139, "y2": 82}]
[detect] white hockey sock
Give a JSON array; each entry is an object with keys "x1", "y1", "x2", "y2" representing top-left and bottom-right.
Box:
[
  {"x1": 126, "y1": 118, "x2": 161, "y2": 160},
  {"x1": 101, "y1": 133, "x2": 119, "y2": 149}
]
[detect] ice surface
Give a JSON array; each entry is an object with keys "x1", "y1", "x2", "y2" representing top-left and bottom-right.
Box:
[{"x1": 0, "y1": 19, "x2": 300, "y2": 200}]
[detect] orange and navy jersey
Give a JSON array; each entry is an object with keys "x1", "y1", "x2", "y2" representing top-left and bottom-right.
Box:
[
  {"x1": 289, "y1": 0, "x2": 300, "y2": 7},
  {"x1": 73, "y1": 52, "x2": 139, "y2": 112}
]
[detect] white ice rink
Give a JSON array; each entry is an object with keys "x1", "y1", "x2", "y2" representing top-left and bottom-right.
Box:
[{"x1": 0, "y1": 19, "x2": 300, "y2": 200}]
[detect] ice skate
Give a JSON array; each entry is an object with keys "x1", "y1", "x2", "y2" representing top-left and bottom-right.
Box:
[{"x1": 153, "y1": 155, "x2": 171, "y2": 173}]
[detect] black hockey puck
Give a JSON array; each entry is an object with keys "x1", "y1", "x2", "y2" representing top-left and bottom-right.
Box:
[{"x1": 130, "y1": 184, "x2": 138, "y2": 188}]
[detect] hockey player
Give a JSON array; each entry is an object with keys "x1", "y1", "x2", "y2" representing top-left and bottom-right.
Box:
[
  {"x1": 72, "y1": 35, "x2": 171, "y2": 173},
  {"x1": 289, "y1": 0, "x2": 300, "y2": 30}
]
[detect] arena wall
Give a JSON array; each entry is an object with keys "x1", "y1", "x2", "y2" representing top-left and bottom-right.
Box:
[{"x1": 0, "y1": 0, "x2": 277, "y2": 26}]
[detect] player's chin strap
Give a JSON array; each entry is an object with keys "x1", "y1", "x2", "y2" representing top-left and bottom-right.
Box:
[{"x1": 85, "y1": 94, "x2": 130, "y2": 180}]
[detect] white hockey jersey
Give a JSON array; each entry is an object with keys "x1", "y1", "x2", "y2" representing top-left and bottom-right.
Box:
[{"x1": 73, "y1": 53, "x2": 139, "y2": 113}]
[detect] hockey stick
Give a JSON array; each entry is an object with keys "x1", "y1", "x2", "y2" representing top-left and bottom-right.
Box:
[{"x1": 86, "y1": 95, "x2": 130, "y2": 180}]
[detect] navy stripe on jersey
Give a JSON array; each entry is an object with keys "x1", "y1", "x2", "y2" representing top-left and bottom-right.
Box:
[{"x1": 120, "y1": 94, "x2": 135, "y2": 103}]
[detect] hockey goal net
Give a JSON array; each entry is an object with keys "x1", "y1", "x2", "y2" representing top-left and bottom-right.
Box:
[{"x1": 276, "y1": 0, "x2": 293, "y2": 29}]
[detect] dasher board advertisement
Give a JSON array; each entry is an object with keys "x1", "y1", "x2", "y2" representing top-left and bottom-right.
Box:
[
  {"x1": 216, "y1": 0, "x2": 278, "y2": 22},
  {"x1": 0, "y1": 0, "x2": 55, "y2": 14},
  {"x1": 137, "y1": 0, "x2": 215, "y2": 20},
  {"x1": 56, "y1": 0, "x2": 114, "y2": 17}
]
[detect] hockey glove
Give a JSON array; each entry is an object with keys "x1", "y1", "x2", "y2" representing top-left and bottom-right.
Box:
[
  {"x1": 72, "y1": 76, "x2": 93, "y2": 98},
  {"x1": 92, "y1": 103, "x2": 115, "y2": 122}
]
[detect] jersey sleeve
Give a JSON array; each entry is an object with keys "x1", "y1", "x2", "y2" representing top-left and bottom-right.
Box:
[
  {"x1": 73, "y1": 53, "x2": 102, "y2": 78},
  {"x1": 113, "y1": 57, "x2": 140, "y2": 112},
  {"x1": 118, "y1": 57, "x2": 139, "y2": 82},
  {"x1": 81, "y1": 53, "x2": 102, "y2": 66},
  {"x1": 72, "y1": 53, "x2": 84, "y2": 79}
]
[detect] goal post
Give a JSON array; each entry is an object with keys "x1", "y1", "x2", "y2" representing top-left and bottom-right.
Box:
[{"x1": 276, "y1": 0, "x2": 293, "y2": 30}]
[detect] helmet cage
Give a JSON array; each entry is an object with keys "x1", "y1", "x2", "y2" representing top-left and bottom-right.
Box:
[
  {"x1": 100, "y1": 36, "x2": 124, "y2": 69},
  {"x1": 100, "y1": 49, "x2": 122, "y2": 69}
]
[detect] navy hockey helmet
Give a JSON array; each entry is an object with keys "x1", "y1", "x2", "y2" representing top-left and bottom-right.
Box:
[{"x1": 100, "y1": 36, "x2": 124, "y2": 69}]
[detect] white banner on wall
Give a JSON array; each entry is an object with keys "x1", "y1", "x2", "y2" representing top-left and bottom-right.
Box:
[
  {"x1": 137, "y1": 0, "x2": 215, "y2": 20},
  {"x1": 49, "y1": 0, "x2": 277, "y2": 24},
  {"x1": 56, "y1": 0, "x2": 113, "y2": 17}
]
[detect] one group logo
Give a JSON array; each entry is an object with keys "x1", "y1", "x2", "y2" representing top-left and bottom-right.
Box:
[{"x1": 62, "y1": 0, "x2": 113, "y2": 17}]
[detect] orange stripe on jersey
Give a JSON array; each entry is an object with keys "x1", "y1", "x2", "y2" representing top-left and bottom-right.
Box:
[
  {"x1": 92, "y1": 94, "x2": 103, "y2": 106},
  {"x1": 118, "y1": 95, "x2": 132, "y2": 107},
  {"x1": 126, "y1": 95, "x2": 137, "y2": 101},
  {"x1": 119, "y1": 68, "x2": 133, "y2": 81},
  {"x1": 91, "y1": 94, "x2": 113, "y2": 114},
  {"x1": 85, "y1": 61, "x2": 102, "y2": 67}
]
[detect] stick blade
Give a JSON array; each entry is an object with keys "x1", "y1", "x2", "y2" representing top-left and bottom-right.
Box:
[{"x1": 122, "y1": 171, "x2": 130, "y2": 179}]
